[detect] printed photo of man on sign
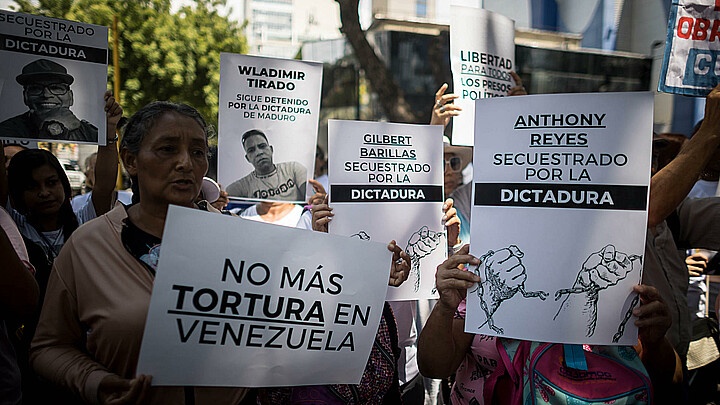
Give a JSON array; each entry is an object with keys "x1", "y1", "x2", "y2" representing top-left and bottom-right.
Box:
[
  {"x1": 0, "y1": 11, "x2": 108, "y2": 145},
  {"x1": 218, "y1": 53, "x2": 322, "y2": 203},
  {"x1": 0, "y1": 59, "x2": 98, "y2": 142},
  {"x1": 226, "y1": 129, "x2": 307, "y2": 201}
]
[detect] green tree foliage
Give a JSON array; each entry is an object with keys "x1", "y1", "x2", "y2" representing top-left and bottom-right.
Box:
[{"x1": 11, "y1": 0, "x2": 247, "y2": 127}]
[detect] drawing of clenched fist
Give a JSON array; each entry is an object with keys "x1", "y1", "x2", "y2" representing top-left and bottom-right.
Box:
[
  {"x1": 481, "y1": 246, "x2": 529, "y2": 298},
  {"x1": 556, "y1": 244, "x2": 642, "y2": 301},
  {"x1": 472, "y1": 245, "x2": 548, "y2": 334},
  {"x1": 405, "y1": 226, "x2": 442, "y2": 292},
  {"x1": 553, "y1": 244, "x2": 643, "y2": 337}
]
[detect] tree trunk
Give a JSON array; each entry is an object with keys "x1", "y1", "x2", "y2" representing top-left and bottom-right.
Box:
[{"x1": 335, "y1": 0, "x2": 418, "y2": 123}]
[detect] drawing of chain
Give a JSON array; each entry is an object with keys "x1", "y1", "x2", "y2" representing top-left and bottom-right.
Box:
[{"x1": 612, "y1": 294, "x2": 641, "y2": 343}]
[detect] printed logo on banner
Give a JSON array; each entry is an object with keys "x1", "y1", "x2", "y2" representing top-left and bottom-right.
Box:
[
  {"x1": 659, "y1": 1, "x2": 720, "y2": 96},
  {"x1": 327, "y1": 120, "x2": 446, "y2": 301},
  {"x1": 466, "y1": 92, "x2": 653, "y2": 346},
  {"x1": 0, "y1": 11, "x2": 109, "y2": 145},
  {"x1": 218, "y1": 53, "x2": 322, "y2": 204}
]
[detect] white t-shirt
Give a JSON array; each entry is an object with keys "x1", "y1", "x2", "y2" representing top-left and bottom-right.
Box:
[
  {"x1": 240, "y1": 204, "x2": 304, "y2": 228},
  {"x1": 7, "y1": 195, "x2": 96, "y2": 260},
  {"x1": 71, "y1": 190, "x2": 133, "y2": 212}
]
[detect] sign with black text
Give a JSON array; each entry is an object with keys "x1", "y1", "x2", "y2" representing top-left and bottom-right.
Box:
[
  {"x1": 466, "y1": 92, "x2": 653, "y2": 345},
  {"x1": 450, "y1": 6, "x2": 515, "y2": 146},
  {"x1": 136, "y1": 206, "x2": 391, "y2": 386},
  {"x1": 218, "y1": 53, "x2": 322, "y2": 203},
  {"x1": 0, "y1": 11, "x2": 108, "y2": 145},
  {"x1": 660, "y1": 1, "x2": 720, "y2": 96},
  {"x1": 328, "y1": 120, "x2": 446, "y2": 301}
]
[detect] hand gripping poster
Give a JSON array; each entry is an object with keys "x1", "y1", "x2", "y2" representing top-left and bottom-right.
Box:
[
  {"x1": 466, "y1": 92, "x2": 653, "y2": 345},
  {"x1": 0, "y1": 11, "x2": 108, "y2": 145},
  {"x1": 450, "y1": 6, "x2": 515, "y2": 146},
  {"x1": 137, "y1": 206, "x2": 391, "y2": 386},
  {"x1": 659, "y1": 1, "x2": 720, "y2": 96},
  {"x1": 327, "y1": 120, "x2": 446, "y2": 301},
  {"x1": 218, "y1": 53, "x2": 322, "y2": 203}
]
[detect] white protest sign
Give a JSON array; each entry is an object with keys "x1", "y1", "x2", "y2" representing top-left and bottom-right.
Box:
[
  {"x1": 2, "y1": 138, "x2": 38, "y2": 149},
  {"x1": 0, "y1": 11, "x2": 108, "y2": 145},
  {"x1": 450, "y1": 6, "x2": 515, "y2": 146},
  {"x1": 218, "y1": 53, "x2": 322, "y2": 203},
  {"x1": 660, "y1": 1, "x2": 720, "y2": 96},
  {"x1": 328, "y1": 120, "x2": 446, "y2": 301},
  {"x1": 466, "y1": 92, "x2": 653, "y2": 345},
  {"x1": 137, "y1": 205, "x2": 391, "y2": 386}
]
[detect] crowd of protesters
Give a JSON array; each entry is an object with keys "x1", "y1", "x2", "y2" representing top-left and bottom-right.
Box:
[{"x1": 1, "y1": 51, "x2": 720, "y2": 405}]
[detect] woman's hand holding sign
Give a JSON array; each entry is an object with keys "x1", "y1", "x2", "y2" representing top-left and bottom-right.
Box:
[
  {"x1": 435, "y1": 245, "x2": 481, "y2": 312},
  {"x1": 311, "y1": 195, "x2": 333, "y2": 232},
  {"x1": 388, "y1": 240, "x2": 411, "y2": 287},
  {"x1": 442, "y1": 198, "x2": 460, "y2": 248}
]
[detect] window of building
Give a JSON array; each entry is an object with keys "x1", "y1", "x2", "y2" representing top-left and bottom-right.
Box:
[{"x1": 416, "y1": 0, "x2": 427, "y2": 17}]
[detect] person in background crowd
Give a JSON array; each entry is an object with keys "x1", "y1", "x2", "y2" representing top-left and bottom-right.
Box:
[
  {"x1": 440, "y1": 73, "x2": 527, "y2": 243},
  {"x1": 29, "y1": 101, "x2": 248, "y2": 404},
  {"x1": 3, "y1": 144, "x2": 28, "y2": 169},
  {"x1": 0, "y1": 90, "x2": 121, "y2": 405},
  {"x1": 71, "y1": 151, "x2": 133, "y2": 212},
  {"x1": 243, "y1": 178, "x2": 325, "y2": 227},
  {"x1": 0, "y1": 206, "x2": 39, "y2": 405},
  {"x1": 642, "y1": 85, "x2": 720, "y2": 364}
]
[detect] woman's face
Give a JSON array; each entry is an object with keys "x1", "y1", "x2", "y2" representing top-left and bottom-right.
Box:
[
  {"x1": 23, "y1": 164, "x2": 65, "y2": 217},
  {"x1": 125, "y1": 112, "x2": 208, "y2": 208}
]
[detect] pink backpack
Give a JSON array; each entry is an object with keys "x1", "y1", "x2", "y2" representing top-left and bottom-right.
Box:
[{"x1": 483, "y1": 339, "x2": 652, "y2": 405}]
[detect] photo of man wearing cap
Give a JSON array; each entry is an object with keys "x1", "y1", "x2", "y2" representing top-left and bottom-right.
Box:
[
  {"x1": 0, "y1": 58, "x2": 98, "y2": 142},
  {"x1": 226, "y1": 129, "x2": 308, "y2": 201}
]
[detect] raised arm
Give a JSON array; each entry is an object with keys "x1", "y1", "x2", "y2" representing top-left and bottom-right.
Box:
[
  {"x1": 648, "y1": 85, "x2": 720, "y2": 227},
  {"x1": 91, "y1": 91, "x2": 122, "y2": 216},
  {"x1": 418, "y1": 245, "x2": 481, "y2": 378}
]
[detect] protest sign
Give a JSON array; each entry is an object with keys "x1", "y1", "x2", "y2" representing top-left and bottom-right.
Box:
[
  {"x1": 218, "y1": 53, "x2": 322, "y2": 203},
  {"x1": 450, "y1": 6, "x2": 515, "y2": 146},
  {"x1": 659, "y1": 1, "x2": 720, "y2": 96},
  {"x1": 327, "y1": 120, "x2": 446, "y2": 301},
  {"x1": 136, "y1": 205, "x2": 391, "y2": 386},
  {"x1": 2, "y1": 138, "x2": 37, "y2": 149},
  {"x1": 0, "y1": 11, "x2": 108, "y2": 145},
  {"x1": 466, "y1": 92, "x2": 653, "y2": 345}
]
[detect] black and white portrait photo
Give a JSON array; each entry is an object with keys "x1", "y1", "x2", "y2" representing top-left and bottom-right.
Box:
[
  {"x1": 218, "y1": 53, "x2": 322, "y2": 203},
  {"x1": 0, "y1": 59, "x2": 98, "y2": 142},
  {"x1": 226, "y1": 129, "x2": 308, "y2": 201},
  {"x1": 0, "y1": 11, "x2": 108, "y2": 145}
]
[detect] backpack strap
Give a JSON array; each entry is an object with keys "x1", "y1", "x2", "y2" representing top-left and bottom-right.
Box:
[{"x1": 483, "y1": 338, "x2": 530, "y2": 405}]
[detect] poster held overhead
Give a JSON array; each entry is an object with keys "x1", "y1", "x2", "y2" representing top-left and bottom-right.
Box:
[
  {"x1": 0, "y1": 11, "x2": 108, "y2": 145},
  {"x1": 450, "y1": 6, "x2": 515, "y2": 146},
  {"x1": 327, "y1": 120, "x2": 446, "y2": 301},
  {"x1": 466, "y1": 92, "x2": 653, "y2": 345},
  {"x1": 136, "y1": 205, "x2": 391, "y2": 387},
  {"x1": 218, "y1": 53, "x2": 322, "y2": 203},
  {"x1": 659, "y1": 1, "x2": 720, "y2": 96}
]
